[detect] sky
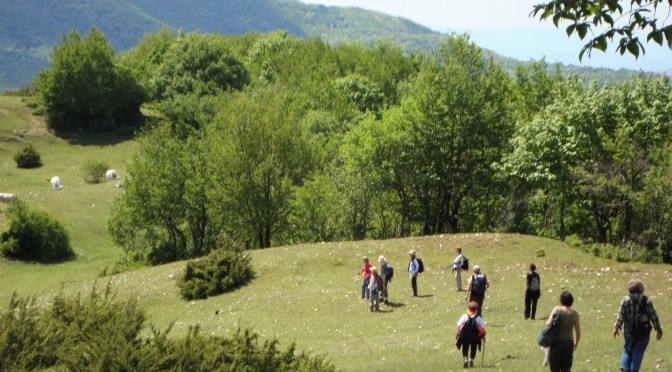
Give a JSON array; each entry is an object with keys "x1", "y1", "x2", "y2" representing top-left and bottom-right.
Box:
[{"x1": 299, "y1": 0, "x2": 671, "y2": 73}]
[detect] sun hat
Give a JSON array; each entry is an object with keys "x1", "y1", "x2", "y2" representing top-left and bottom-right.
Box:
[
  {"x1": 408, "y1": 250, "x2": 416, "y2": 255},
  {"x1": 378, "y1": 255, "x2": 386, "y2": 263},
  {"x1": 473, "y1": 265, "x2": 480, "y2": 273}
]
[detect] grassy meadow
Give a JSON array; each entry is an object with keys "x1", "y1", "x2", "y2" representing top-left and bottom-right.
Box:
[{"x1": 1, "y1": 95, "x2": 671, "y2": 371}]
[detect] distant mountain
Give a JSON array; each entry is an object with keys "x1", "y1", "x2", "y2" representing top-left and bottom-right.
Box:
[{"x1": 0, "y1": 0, "x2": 638, "y2": 92}]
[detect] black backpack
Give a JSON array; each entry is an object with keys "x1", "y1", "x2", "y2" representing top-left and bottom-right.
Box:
[
  {"x1": 459, "y1": 315, "x2": 484, "y2": 343},
  {"x1": 461, "y1": 257, "x2": 469, "y2": 271},
  {"x1": 631, "y1": 296, "x2": 653, "y2": 339},
  {"x1": 416, "y1": 258, "x2": 424, "y2": 273},
  {"x1": 471, "y1": 275, "x2": 487, "y2": 294},
  {"x1": 385, "y1": 264, "x2": 394, "y2": 282}
]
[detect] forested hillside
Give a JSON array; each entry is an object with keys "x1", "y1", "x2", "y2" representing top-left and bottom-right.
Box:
[
  {"x1": 17, "y1": 27, "x2": 667, "y2": 266},
  {"x1": 0, "y1": 0, "x2": 639, "y2": 92}
]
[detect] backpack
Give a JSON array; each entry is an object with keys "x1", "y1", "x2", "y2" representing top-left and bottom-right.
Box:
[
  {"x1": 461, "y1": 257, "x2": 469, "y2": 271},
  {"x1": 458, "y1": 315, "x2": 486, "y2": 343},
  {"x1": 372, "y1": 275, "x2": 383, "y2": 295},
  {"x1": 631, "y1": 296, "x2": 652, "y2": 339},
  {"x1": 529, "y1": 273, "x2": 540, "y2": 291},
  {"x1": 416, "y1": 258, "x2": 424, "y2": 273},
  {"x1": 471, "y1": 275, "x2": 487, "y2": 294},
  {"x1": 384, "y1": 264, "x2": 394, "y2": 282},
  {"x1": 537, "y1": 309, "x2": 560, "y2": 347}
]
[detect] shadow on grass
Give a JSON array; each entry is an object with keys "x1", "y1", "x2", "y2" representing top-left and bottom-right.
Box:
[
  {"x1": 384, "y1": 302, "x2": 405, "y2": 308},
  {"x1": 416, "y1": 294, "x2": 434, "y2": 298},
  {"x1": 59, "y1": 131, "x2": 135, "y2": 147}
]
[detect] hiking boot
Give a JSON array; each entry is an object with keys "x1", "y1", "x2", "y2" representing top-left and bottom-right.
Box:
[
  {"x1": 468, "y1": 360, "x2": 474, "y2": 367},
  {"x1": 463, "y1": 361, "x2": 468, "y2": 368}
]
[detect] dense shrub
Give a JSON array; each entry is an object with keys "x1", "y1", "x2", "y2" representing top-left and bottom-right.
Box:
[
  {"x1": 0, "y1": 200, "x2": 74, "y2": 262},
  {"x1": 82, "y1": 159, "x2": 109, "y2": 184},
  {"x1": 178, "y1": 249, "x2": 255, "y2": 300},
  {"x1": 13, "y1": 144, "x2": 42, "y2": 168},
  {"x1": 0, "y1": 286, "x2": 335, "y2": 371}
]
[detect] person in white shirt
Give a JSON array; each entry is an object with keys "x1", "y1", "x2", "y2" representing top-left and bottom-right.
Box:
[
  {"x1": 408, "y1": 250, "x2": 419, "y2": 297},
  {"x1": 453, "y1": 247, "x2": 465, "y2": 291}
]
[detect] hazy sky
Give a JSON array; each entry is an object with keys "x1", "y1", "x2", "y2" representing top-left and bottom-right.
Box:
[{"x1": 299, "y1": 0, "x2": 671, "y2": 73}]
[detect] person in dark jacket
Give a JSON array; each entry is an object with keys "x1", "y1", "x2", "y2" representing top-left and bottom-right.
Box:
[
  {"x1": 524, "y1": 263, "x2": 541, "y2": 319},
  {"x1": 613, "y1": 279, "x2": 663, "y2": 372}
]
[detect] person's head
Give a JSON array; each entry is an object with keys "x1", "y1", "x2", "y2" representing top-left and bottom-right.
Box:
[
  {"x1": 559, "y1": 291, "x2": 574, "y2": 307},
  {"x1": 408, "y1": 250, "x2": 416, "y2": 257},
  {"x1": 529, "y1": 263, "x2": 537, "y2": 272},
  {"x1": 627, "y1": 279, "x2": 645, "y2": 294},
  {"x1": 456, "y1": 247, "x2": 462, "y2": 254},
  {"x1": 378, "y1": 255, "x2": 386, "y2": 264},
  {"x1": 371, "y1": 266, "x2": 377, "y2": 275},
  {"x1": 362, "y1": 256, "x2": 369, "y2": 264},
  {"x1": 468, "y1": 301, "x2": 479, "y2": 313},
  {"x1": 473, "y1": 265, "x2": 481, "y2": 274}
]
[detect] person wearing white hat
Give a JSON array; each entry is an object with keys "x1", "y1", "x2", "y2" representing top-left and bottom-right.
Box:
[
  {"x1": 453, "y1": 247, "x2": 465, "y2": 291},
  {"x1": 408, "y1": 250, "x2": 419, "y2": 297},
  {"x1": 466, "y1": 265, "x2": 489, "y2": 317},
  {"x1": 378, "y1": 255, "x2": 392, "y2": 305}
]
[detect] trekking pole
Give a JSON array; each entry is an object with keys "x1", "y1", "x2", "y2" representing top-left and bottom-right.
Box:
[{"x1": 481, "y1": 339, "x2": 486, "y2": 367}]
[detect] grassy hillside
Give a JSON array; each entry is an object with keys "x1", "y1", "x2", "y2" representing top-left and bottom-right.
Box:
[{"x1": 1, "y1": 96, "x2": 670, "y2": 370}]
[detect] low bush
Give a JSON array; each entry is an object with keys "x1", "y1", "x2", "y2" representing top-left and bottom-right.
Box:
[
  {"x1": 82, "y1": 159, "x2": 109, "y2": 184},
  {"x1": 13, "y1": 145, "x2": 42, "y2": 168},
  {"x1": 0, "y1": 285, "x2": 334, "y2": 371},
  {"x1": 0, "y1": 200, "x2": 74, "y2": 262},
  {"x1": 178, "y1": 248, "x2": 255, "y2": 300}
]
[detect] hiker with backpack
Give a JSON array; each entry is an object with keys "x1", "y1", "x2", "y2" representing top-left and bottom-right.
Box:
[
  {"x1": 466, "y1": 265, "x2": 489, "y2": 317},
  {"x1": 452, "y1": 247, "x2": 466, "y2": 291},
  {"x1": 546, "y1": 291, "x2": 581, "y2": 372},
  {"x1": 408, "y1": 250, "x2": 421, "y2": 297},
  {"x1": 613, "y1": 279, "x2": 663, "y2": 372},
  {"x1": 524, "y1": 263, "x2": 541, "y2": 320},
  {"x1": 367, "y1": 267, "x2": 384, "y2": 312},
  {"x1": 456, "y1": 301, "x2": 487, "y2": 368},
  {"x1": 378, "y1": 256, "x2": 393, "y2": 305},
  {"x1": 359, "y1": 256, "x2": 372, "y2": 299}
]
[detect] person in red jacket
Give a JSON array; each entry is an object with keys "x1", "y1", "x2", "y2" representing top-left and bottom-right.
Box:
[{"x1": 359, "y1": 256, "x2": 372, "y2": 299}]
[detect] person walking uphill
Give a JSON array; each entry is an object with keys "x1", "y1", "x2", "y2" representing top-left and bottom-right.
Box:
[
  {"x1": 525, "y1": 263, "x2": 541, "y2": 319},
  {"x1": 466, "y1": 266, "x2": 489, "y2": 317},
  {"x1": 546, "y1": 291, "x2": 581, "y2": 372},
  {"x1": 453, "y1": 247, "x2": 465, "y2": 291},
  {"x1": 408, "y1": 250, "x2": 420, "y2": 297},
  {"x1": 456, "y1": 301, "x2": 487, "y2": 368},
  {"x1": 359, "y1": 256, "x2": 372, "y2": 299},
  {"x1": 613, "y1": 279, "x2": 663, "y2": 372}
]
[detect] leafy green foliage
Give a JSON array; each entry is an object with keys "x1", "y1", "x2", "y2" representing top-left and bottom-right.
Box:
[
  {"x1": 36, "y1": 28, "x2": 145, "y2": 132},
  {"x1": 13, "y1": 144, "x2": 42, "y2": 168},
  {"x1": 0, "y1": 285, "x2": 334, "y2": 371},
  {"x1": 81, "y1": 159, "x2": 109, "y2": 184},
  {"x1": 0, "y1": 200, "x2": 73, "y2": 262},
  {"x1": 178, "y1": 249, "x2": 255, "y2": 300},
  {"x1": 532, "y1": 0, "x2": 672, "y2": 60}
]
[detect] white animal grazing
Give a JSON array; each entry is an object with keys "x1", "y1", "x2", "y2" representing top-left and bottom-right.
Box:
[
  {"x1": 106, "y1": 169, "x2": 119, "y2": 181},
  {"x1": 0, "y1": 193, "x2": 17, "y2": 203},
  {"x1": 50, "y1": 176, "x2": 64, "y2": 190}
]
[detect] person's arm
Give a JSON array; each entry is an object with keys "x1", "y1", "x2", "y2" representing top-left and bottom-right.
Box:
[
  {"x1": 613, "y1": 297, "x2": 626, "y2": 337},
  {"x1": 546, "y1": 307, "x2": 556, "y2": 327},
  {"x1": 574, "y1": 311, "x2": 581, "y2": 350},
  {"x1": 647, "y1": 300, "x2": 664, "y2": 340}
]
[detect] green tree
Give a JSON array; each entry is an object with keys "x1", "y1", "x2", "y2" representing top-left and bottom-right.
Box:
[
  {"x1": 37, "y1": 28, "x2": 145, "y2": 132},
  {"x1": 108, "y1": 124, "x2": 227, "y2": 264},
  {"x1": 209, "y1": 87, "x2": 313, "y2": 248},
  {"x1": 532, "y1": 0, "x2": 672, "y2": 59}
]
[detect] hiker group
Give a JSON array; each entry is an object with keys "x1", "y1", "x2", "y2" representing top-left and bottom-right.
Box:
[{"x1": 357, "y1": 247, "x2": 664, "y2": 371}]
